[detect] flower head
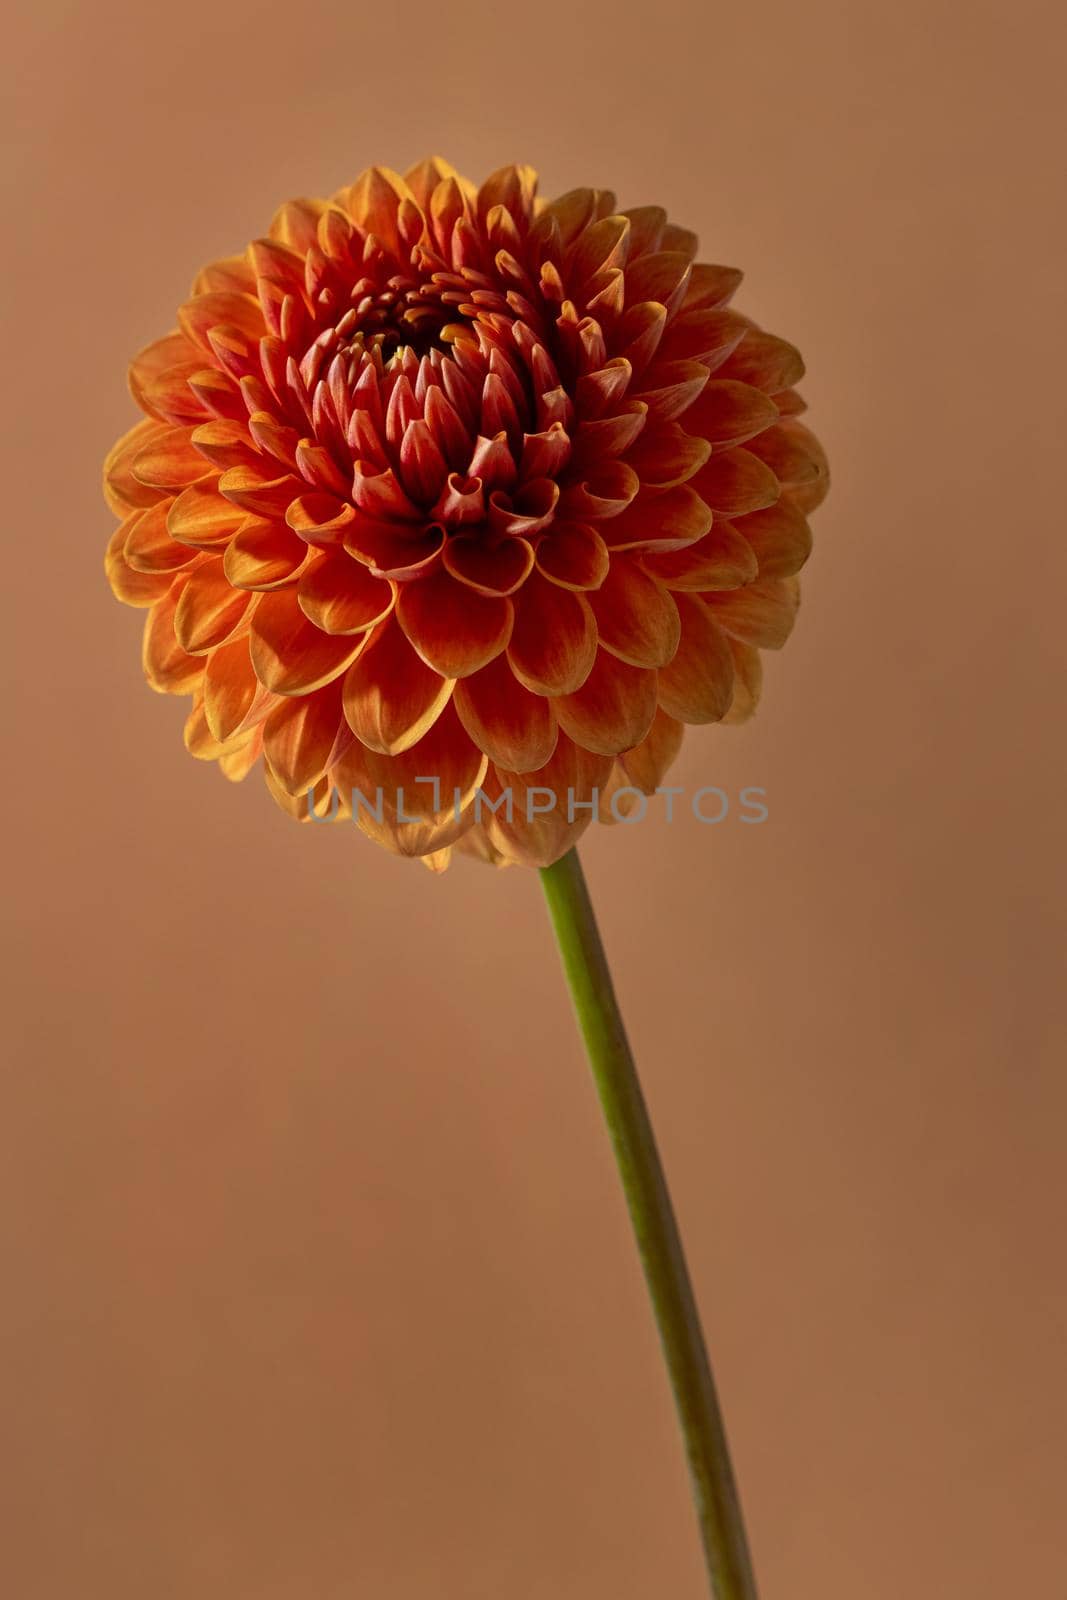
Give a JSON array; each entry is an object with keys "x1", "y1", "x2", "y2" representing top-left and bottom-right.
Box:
[{"x1": 104, "y1": 159, "x2": 827, "y2": 868}]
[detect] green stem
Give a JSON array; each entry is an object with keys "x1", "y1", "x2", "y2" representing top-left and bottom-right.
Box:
[{"x1": 540, "y1": 847, "x2": 757, "y2": 1600}]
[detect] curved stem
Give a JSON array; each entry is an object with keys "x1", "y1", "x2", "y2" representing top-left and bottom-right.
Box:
[{"x1": 540, "y1": 847, "x2": 757, "y2": 1600}]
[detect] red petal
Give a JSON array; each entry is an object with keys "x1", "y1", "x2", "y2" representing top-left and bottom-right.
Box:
[
  {"x1": 588, "y1": 558, "x2": 680, "y2": 666},
  {"x1": 535, "y1": 521, "x2": 610, "y2": 591},
  {"x1": 690, "y1": 449, "x2": 780, "y2": 517},
  {"x1": 442, "y1": 533, "x2": 534, "y2": 596},
  {"x1": 600, "y1": 484, "x2": 711, "y2": 552},
  {"x1": 656, "y1": 595, "x2": 735, "y2": 723},
  {"x1": 619, "y1": 707, "x2": 685, "y2": 792},
  {"x1": 703, "y1": 577, "x2": 800, "y2": 649},
  {"x1": 640, "y1": 521, "x2": 758, "y2": 591}
]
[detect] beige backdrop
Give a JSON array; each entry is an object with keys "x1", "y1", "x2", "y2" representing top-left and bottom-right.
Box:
[{"x1": 3, "y1": 1, "x2": 1065, "y2": 1595}]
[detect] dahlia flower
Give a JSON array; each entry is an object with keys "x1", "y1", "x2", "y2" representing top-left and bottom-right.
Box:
[{"x1": 103, "y1": 158, "x2": 827, "y2": 869}]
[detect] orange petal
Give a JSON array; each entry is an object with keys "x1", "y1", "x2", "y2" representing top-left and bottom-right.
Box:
[
  {"x1": 250, "y1": 588, "x2": 366, "y2": 695},
  {"x1": 588, "y1": 557, "x2": 680, "y2": 668},
  {"x1": 683, "y1": 380, "x2": 780, "y2": 450},
  {"x1": 744, "y1": 421, "x2": 829, "y2": 512},
  {"x1": 124, "y1": 502, "x2": 200, "y2": 574},
  {"x1": 657, "y1": 309, "x2": 748, "y2": 368},
  {"x1": 600, "y1": 484, "x2": 712, "y2": 552},
  {"x1": 554, "y1": 651, "x2": 658, "y2": 756},
  {"x1": 624, "y1": 421, "x2": 710, "y2": 489},
  {"x1": 142, "y1": 578, "x2": 204, "y2": 694},
  {"x1": 105, "y1": 521, "x2": 174, "y2": 607},
  {"x1": 220, "y1": 464, "x2": 303, "y2": 516},
  {"x1": 722, "y1": 640, "x2": 763, "y2": 725},
  {"x1": 507, "y1": 570, "x2": 596, "y2": 695},
  {"x1": 619, "y1": 706, "x2": 685, "y2": 792},
  {"x1": 441, "y1": 533, "x2": 534, "y2": 595},
  {"x1": 132, "y1": 426, "x2": 214, "y2": 491},
  {"x1": 168, "y1": 482, "x2": 244, "y2": 550},
  {"x1": 690, "y1": 449, "x2": 780, "y2": 517},
  {"x1": 484, "y1": 733, "x2": 613, "y2": 868},
  {"x1": 396, "y1": 567, "x2": 513, "y2": 677},
  {"x1": 190, "y1": 255, "x2": 256, "y2": 296},
  {"x1": 173, "y1": 558, "x2": 254, "y2": 653},
  {"x1": 128, "y1": 331, "x2": 203, "y2": 423},
  {"x1": 178, "y1": 291, "x2": 265, "y2": 355},
  {"x1": 640, "y1": 520, "x2": 758, "y2": 591},
  {"x1": 103, "y1": 420, "x2": 169, "y2": 515},
  {"x1": 656, "y1": 595, "x2": 734, "y2": 723},
  {"x1": 631, "y1": 359, "x2": 709, "y2": 421},
  {"x1": 342, "y1": 612, "x2": 454, "y2": 755},
  {"x1": 624, "y1": 251, "x2": 693, "y2": 315},
  {"x1": 681, "y1": 264, "x2": 743, "y2": 311},
  {"x1": 717, "y1": 327, "x2": 805, "y2": 393},
  {"x1": 297, "y1": 550, "x2": 395, "y2": 634},
  {"x1": 559, "y1": 460, "x2": 640, "y2": 520},
  {"x1": 733, "y1": 500, "x2": 812, "y2": 579},
  {"x1": 189, "y1": 418, "x2": 263, "y2": 472},
  {"x1": 535, "y1": 521, "x2": 610, "y2": 591},
  {"x1": 343, "y1": 519, "x2": 444, "y2": 580},
  {"x1": 203, "y1": 635, "x2": 265, "y2": 741},
  {"x1": 703, "y1": 577, "x2": 800, "y2": 649},
  {"x1": 263, "y1": 679, "x2": 347, "y2": 795},
  {"x1": 454, "y1": 653, "x2": 559, "y2": 772},
  {"x1": 224, "y1": 516, "x2": 312, "y2": 591}
]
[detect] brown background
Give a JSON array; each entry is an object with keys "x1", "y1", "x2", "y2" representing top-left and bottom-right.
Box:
[{"x1": 3, "y1": 0, "x2": 1065, "y2": 1595}]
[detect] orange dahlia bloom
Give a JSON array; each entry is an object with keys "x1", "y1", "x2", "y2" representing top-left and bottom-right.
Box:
[{"x1": 103, "y1": 159, "x2": 827, "y2": 868}]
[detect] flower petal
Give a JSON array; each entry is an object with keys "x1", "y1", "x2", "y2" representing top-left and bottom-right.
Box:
[
  {"x1": 297, "y1": 550, "x2": 395, "y2": 635},
  {"x1": 703, "y1": 577, "x2": 800, "y2": 649},
  {"x1": 342, "y1": 612, "x2": 454, "y2": 755},
  {"x1": 454, "y1": 653, "x2": 559, "y2": 772},
  {"x1": 250, "y1": 589, "x2": 367, "y2": 696},
  {"x1": 554, "y1": 651, "x2": 658, "y2": 756},
  {"x1": 203, "y1": 635, "x2": 265, "y2": 741},
  {"x1": 507, "y1": 571, "x2": 596, "y2": 695},
  {"x1": 483, "y1": 734, "x2": 613, "y2": 868},
  {"x1": 263, "y1": 679, "x2": 348, "y2": 795},
  {"x1": 734, "y1": 500, "x2": 812, "y2": 578},
  {"x1": 588, "y1": 558, "x2": 680, "y2": 667},
  {"x1": 690, "y1": 449, "x2": 780, "y2": 517},
  {"x1": 684, "y1": 380, "x2": 780, "y2": 450},
  {"x1": 640, "y1": 520, "x2": 758, "y2": 591},
  {"x1": 600, "y1": 484, "x2": 712, "y2": 552},
  {"x1": 535, "y1": 521, "x2": 610, "y2": 590},
  {"x1": 142, "y1": 578, "x2": 204, "y2": 694},
  {"x1": 655, "y1": 595, "x2": 735, "y2": 723},
  {"x1": 173, "y1": 559, "x2": 254, "y2": 653},
  {"x1": 619, "y1": 707, "x2": 685, "y2": 792},
  {"x1": 224, "y1": 516, "x2": 312, "y2": 591},
  {"x1": 442, "y1": 532, "x2": 535, "y2": 596},
  {"x1": 103, "y1": 420, "x2": 169, "y2": 515},
  {"x1": 396, "y1": 567, "x2": 513, "y2": 677},
  {"x1": 168, "y1": 482, "x2": 244, "y2": 550},
  {"x1": 124, "y1": 502, "x2": 201, "y2": 574}
]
